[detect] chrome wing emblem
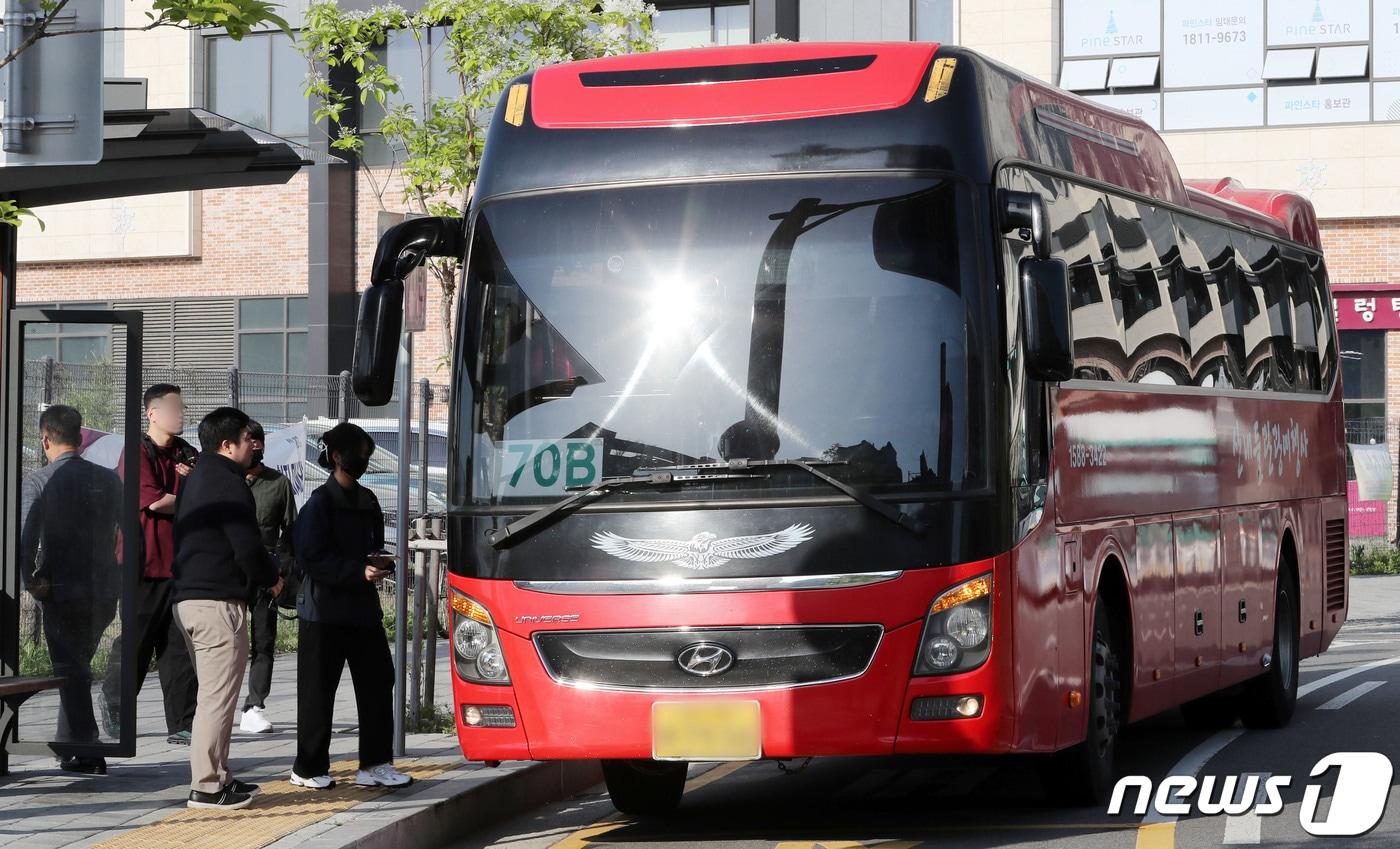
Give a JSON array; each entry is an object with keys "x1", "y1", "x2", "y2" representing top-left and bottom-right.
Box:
[{"x1": 589, "y1": 523, "x2": 815, "y2": 571}]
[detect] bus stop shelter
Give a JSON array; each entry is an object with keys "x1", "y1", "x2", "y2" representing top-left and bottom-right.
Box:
[{"x1": 0, "y1": 108, "x2": 317, "y2": 770}]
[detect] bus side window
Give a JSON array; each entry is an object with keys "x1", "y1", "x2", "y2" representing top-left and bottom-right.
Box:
[
  {"x1": 1284, "y1": 248, "x2": 1322, "y2": 393},
  {"x1": 1239, "y1": 235, "x2": 1295, "y2": 392},
  {"x1": 1311, "y1": 254, "x2": 1339, "y2": 391},
  {"x1": 1052, "y1": 181, "x2": 1125, "y2": 382},
  {"x1": 1108, "y1": 194, "x2": 1188, "y2": 385},
  {"x1": 1175, "y1": 213, "x2": 1241, "y2": 390}
]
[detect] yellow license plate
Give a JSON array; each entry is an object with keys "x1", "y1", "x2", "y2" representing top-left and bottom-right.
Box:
[{"x1": 652, "y1": 701, "x2": 762, "y2": 761}]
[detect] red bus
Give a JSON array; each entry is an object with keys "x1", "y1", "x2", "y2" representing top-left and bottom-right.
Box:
[{"x1": 355, "y1": 42, "x2": 1349, "y2": 811}]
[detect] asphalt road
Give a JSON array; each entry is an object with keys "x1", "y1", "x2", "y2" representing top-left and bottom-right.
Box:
[{"x1": 448, "y1": 575, "x2": 1400, "y2": 849}]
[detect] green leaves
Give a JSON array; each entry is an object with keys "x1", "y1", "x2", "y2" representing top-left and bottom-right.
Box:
[
  {"x1": 0, "y1": 200, "x2": 45, "y2": 230},
  {"x1": 296, "y1": 0, "x2": 657, "y2": 367},
  {"x1": 296, "y1": 0, "x2": 657, "y2": 215},
  {"x1": 149, "y1": 0, "x2": 290, "y2": 37}
]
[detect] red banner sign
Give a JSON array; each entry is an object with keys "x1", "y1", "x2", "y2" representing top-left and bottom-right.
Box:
[
  {"x1": 1335, "y1": 290, "x2": 1400, "y2": 331},
  {"x1": 1348, "y1": 480, "x2": 1389, "y2": 538}
]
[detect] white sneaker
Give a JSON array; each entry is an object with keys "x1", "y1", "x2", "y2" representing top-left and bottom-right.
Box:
[
  {"x1": 355, "y1": 763, "x2": 412, "y2": 788},
  {"x1": 239, "y1": 707, "x2": 274, "y2": 734},
  {"x1": 290, "y1": 771, "x2": 336, "y2": 789}
]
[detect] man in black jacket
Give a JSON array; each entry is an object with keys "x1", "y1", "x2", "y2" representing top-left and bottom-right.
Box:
[
  {"x1": 172, "y1": 407, "x2": 282, "y2": 811},
  {"x1": 19, "y1": 405, "x2": 121, "y2": 775}
]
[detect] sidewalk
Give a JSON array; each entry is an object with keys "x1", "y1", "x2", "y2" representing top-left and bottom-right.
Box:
[{"x1": 0, "y1": 652, "x2": 599, "y2": 849}]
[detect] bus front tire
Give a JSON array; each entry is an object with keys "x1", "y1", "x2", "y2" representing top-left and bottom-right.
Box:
[
  {"x1": 1042, "y1": 597, "x2": 1123, "y2": 806},
  {"x1": 1239, "y1": 565, "x2": 1299, "y2": 729},
  {"x1": 601, "y1": 759, "x2": 687, "y2": 816}
]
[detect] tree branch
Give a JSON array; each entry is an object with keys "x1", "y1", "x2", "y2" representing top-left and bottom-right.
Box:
[{"x1": 0, "y1": 0, "x2": 74, "y2": 72}]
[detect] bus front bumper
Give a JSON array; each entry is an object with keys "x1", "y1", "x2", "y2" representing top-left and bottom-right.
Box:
[{"x1": 448, "y1": 604, "x2": 1017, "y2": 762}]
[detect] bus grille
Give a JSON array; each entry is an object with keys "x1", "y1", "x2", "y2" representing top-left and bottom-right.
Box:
[
  {"x1": 534, "y1": 625, "x2": 883, "y2": 691},
  {"x1": 1325, "y1": 518, "x2": 1346, "y2": 612}
]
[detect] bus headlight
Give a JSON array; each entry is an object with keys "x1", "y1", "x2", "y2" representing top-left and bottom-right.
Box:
[
  {"x1": 914, "y1": 574, "x2": 992, "y2": 676},
  {"x1": 454, "y1": 619, "x2": 491, "y2": 661},
  {"x1": 451, "y1": 592, "x2": 510, "y2": 685}
]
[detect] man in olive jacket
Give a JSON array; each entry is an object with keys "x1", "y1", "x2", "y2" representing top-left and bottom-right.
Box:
[{"x1": 171, "y1": 407, "x2": 282, "y2": 811}]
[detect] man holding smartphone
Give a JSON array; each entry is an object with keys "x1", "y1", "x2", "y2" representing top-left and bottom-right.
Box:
[{"x1": 290, "y1": 422, "x2": 411, "y2": 791}]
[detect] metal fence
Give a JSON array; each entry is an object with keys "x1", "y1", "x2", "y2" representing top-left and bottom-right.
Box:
[{"x1": 18, "y1": 360, "x2": 453, "y2": 653}]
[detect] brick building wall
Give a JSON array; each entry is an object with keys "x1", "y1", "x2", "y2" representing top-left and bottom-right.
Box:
[{"x1": 1318, "y1": 218, "x2": 1400, "y2": 286}]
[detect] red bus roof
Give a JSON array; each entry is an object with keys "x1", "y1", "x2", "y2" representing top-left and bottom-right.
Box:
[
  {"x1": 530, "y1": 42, "x2": 938, "y2": 129},
  {"x1": 1183, "y1": 178, "x2": 1321, "y2": 250}
]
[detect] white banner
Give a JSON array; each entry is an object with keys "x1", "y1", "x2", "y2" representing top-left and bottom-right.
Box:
[
  {"x1": 265, "y1": 422, "x2": 310, "y2": 508},
  {"x1": 1268, "y1": 81, "x2": 1370, "y2": 125},
  {"x1": 1349, "y1": 442, "x2": 1393, "y2": 502},
  {"x1": 1376, "y1": 1, "x2": 1400, "y2": 77},
  {"x1": 1268, "y1": 0, "x2": 1369, "y2": 45},
  {"x1": 1063, "y1": 0, "x2": 1163, "y2": 56},
  {"x1": 1164, "y1": 0, "x2": 1264, "y2": 88}
]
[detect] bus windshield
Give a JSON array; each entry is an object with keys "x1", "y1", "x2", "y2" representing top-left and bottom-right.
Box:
[{"x1": 462, "y1": 175, "x2": 988, "y2": 506}]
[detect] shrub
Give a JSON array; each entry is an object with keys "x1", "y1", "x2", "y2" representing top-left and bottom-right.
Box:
[{"x1": 1351, "y1": 544, "x2": 1400, "y2": 575}]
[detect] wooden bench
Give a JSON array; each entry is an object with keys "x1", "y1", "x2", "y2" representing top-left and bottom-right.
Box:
[{"x1": 0, "y1": 676, "x2": 64, "y2": 775}]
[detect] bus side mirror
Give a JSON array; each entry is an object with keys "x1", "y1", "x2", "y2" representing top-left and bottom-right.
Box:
[
  {"x1": 352, "y1": 216, "x2": 465, "y2": 405},
  {"x1": 352, "y1": 281, "x2": 404, "y2": 406},
  {"x1": 1020, "y1": 257, "x2": 1073, "y2": 382},
  {"x1": 1000, "y1": 190, "x2": 1050, "y2": 259}
]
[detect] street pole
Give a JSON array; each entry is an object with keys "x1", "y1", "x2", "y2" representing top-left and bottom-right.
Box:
[{"x1": 393, "y1": 331, "x2": 412, "y2": 756}]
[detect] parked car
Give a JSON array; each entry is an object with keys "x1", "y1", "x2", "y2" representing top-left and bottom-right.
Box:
[
  {"x1": 303, "y1": 420, "x2": 446, "y2": 552},
  {"x1": 308, "y1": 417, "x2": 448, "y2": 499}
]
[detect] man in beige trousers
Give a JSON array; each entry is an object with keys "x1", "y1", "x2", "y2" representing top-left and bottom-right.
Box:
[{"x1": 171, "y1": 407, "x2": 282, "y2": 810}]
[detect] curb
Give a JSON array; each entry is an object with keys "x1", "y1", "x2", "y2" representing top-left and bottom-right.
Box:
[{"x1": 340, "y1": 759, "x2": 604, "y2": 849}]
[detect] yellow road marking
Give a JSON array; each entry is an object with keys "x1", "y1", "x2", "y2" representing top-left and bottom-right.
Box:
[
  {"x1": 90, "y1": 758, "x2": 457, "y2": 849},
  {"x1": 685, "y1": 761, "x2": 750, "y2": 793},
  {"x1": 1134, "y1": 821, "x2": 1176, "y2": 849}
]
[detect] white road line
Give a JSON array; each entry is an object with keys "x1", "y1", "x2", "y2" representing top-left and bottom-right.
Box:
[
  {"x1": 1328, "y1": 640, "x2": 1388, "y2": 648},
  {"x1": 1221, "y1": 772, "x2": 1271, "y2": 845},
  {"x1": 1141, "y1": 729, "x2": 1247, "y2": 826},
  {"x1": 1298, "y1": 654, "x2": 1400, "y2": 699},
  {"x1": 1317, "y1": 680, "x2": 1386, "y2": 710}
]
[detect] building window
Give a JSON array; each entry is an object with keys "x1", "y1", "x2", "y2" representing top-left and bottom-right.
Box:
[
  {"x1": 1341, "y1": 329, "x2": 1386, "y2": 438},
  {"x1": 238, "y1": 296, "x2": 308, "y2": 374},
  {"x1": 206, "y1": 32, "x2": 307, "y2": 142},
  {"x1": 21, "y1": 302, "x2": 112, "y2": 364},
  {"x1": 238, "y1": 296, "x2": 308, "y2": 424},
  {"x1": 655, "y1": 3, "x2": 751, "y2": 50},
  {"x1": 799, "y1": 0, "x2": 910, "y2": 41},
  {"x1": 914, "y1": 0, "x2": 955, "y2": 43}
]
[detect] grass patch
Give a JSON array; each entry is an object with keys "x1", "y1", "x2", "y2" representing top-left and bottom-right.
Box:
[{"x1": 1352, "y1": 544, "x2": 1400, "y2": 576}]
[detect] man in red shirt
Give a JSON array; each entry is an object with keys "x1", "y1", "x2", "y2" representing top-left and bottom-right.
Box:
[{"x1": 101, "y1": 384, "x2": 199, "y2": 745}]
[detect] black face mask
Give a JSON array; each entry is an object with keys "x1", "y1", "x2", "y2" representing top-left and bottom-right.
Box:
[
  {"x1": 338, "y1": 454, "x2": 370, "y2": 480},
  {"x1": 249, "y1": 449, "x2": 265, "y2": 468}
]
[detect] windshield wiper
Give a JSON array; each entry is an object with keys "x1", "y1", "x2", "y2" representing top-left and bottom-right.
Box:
[
  {"x1": 639, "y1": 458, "x2": 927, "y2": 537},
  {"x1": 486, "y1": 472, "x2": 767, "y2": 549}
]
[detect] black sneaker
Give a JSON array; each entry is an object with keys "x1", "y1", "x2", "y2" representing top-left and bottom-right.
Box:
[
  {"x1": 229, "y1": 778, "x2": 261, "y2": 797},
  {"x1": 58, "y1": 756, "x2": 107, "y2": 776},
  {"x1": 187, "y1": 786, "x2": 253, "y2": 810},
  {"x1": 167, "y1": 730, "x2": 192, "y2": 746}
]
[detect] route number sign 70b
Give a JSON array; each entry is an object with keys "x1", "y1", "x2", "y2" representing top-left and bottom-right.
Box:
[{"x1": 495, "y1": 439, "x2": 604, "y2": 496}]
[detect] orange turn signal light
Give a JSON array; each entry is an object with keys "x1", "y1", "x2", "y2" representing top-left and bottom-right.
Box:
[
  {"x1": 931, "y1": 575, "x2": 992, "y2": 613},
  {"x1": 451, "y1": 595, "x2": 492, "y2": 625}
]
